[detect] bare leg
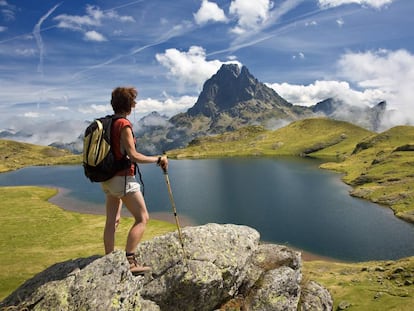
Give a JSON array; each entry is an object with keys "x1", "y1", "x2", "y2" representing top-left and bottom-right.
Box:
[
  {"x1": 104, "y1": 195, "x2": 122, "y2": 254},
  {"x1": 122, "y1": 190, "x2": 149, "y2": 254}
]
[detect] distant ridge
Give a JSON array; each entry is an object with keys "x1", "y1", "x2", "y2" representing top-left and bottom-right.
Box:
[
  {"x1": 0, "y1": 139, "x2": 80, "y2": 173},
  {"x1": 313, "y1": 98, "x2": 387, "y2": 132}
]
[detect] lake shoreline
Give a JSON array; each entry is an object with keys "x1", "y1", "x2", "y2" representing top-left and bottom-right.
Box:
[
  {"x1": 49, "y1": 186, "x2": 342, "y2": 263},
  {"x1": 48, "y1": 186, "x2": 196, "y2": 225}
]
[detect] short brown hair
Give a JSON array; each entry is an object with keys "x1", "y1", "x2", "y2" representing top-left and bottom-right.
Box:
[{"x1": 111, "y1": 87, "x2": 137, "y2": 114}]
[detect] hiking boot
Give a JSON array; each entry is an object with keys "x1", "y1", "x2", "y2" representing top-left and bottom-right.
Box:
[{"x1": 126, "y1": 254, "x2": 151, "y2": 275}]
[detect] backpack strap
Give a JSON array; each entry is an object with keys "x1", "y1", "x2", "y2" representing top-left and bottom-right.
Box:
[
  {"x1": 112, "y1": 115, "x2": 145, "y2": 197},
  {"x1": 136, "y1": 163, "x2": 144, "y2": 197}
]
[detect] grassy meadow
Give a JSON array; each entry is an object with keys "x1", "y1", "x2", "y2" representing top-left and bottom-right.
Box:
[
  {"x1": 304, "y1": 258, "x2": 414, "y2": 311},
  {"x1": 0, "y1": 186, "x2": 176, "y2": 301}
]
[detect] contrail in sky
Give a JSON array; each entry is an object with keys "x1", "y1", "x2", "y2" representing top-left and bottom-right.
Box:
[
  {"x1": 33, "y1": 3, "x2": 61, "y2": 75},
  {"x1": 72, "y1": 20, "x2": 192, "y2": 80}
]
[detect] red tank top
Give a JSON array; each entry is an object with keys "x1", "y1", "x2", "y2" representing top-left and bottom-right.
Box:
[{"x1": 111, "y1": 118, "x2": 135, "y2": 176}]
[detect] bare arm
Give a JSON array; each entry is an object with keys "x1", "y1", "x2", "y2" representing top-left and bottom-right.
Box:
[{"x1": 120, "y1": 126, "x2": 168, "y2": 170}]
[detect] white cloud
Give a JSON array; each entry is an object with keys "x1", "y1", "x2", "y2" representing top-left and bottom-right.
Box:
[
  {"x1": 53, "y1": 106, "x2": 70, "y2": 111},
  {"x1": 336, "y1": 18, "x2": 344, "y2": 27},
  {"x1": 137, "y1": 95, "x2": 197, "y2": 115},
  {"x1": 1, "y1": 118, "x2": 88, "y2": 146},
  {"x1": 74, "y1": 94, "x2": 195, "y2": 121},
  {"x1": 0, "y1": 25, "x2": 6, "y2": 32},
  {"x1": 78, "y1": 104, "x2": 111, "y2": 115},
  {"x1": 156, "y1": 46, "x2": 241, "y2": 90},
  {"x1": 270, "y1": 79, "x2": 386, "y2": 106},
  {"x1": 15, "y1": 48, "x2": 36, "y2": 56},
  {"x1": 2, "y1": 8, "x2": 14, "y2": 21},
  {"x1": 305, "y1": 21, "x2": 318, "y2": 27},
  {"x1": 318, "y1": 0, "x2": 394, "y2": 9},
  {"x1": 23, "y1": 112, "x2": 41, "y2": 118},
  {"x1": 337, "y1": 49, "x2": 412, "y2": 89},
  {"x1": 268, "y1": 49, "x2": 414, "y2": 127},
  {"x1": 229, "y1": 0, "x2": 272, "y2": 34},
  {"x1": 337, "y1": 49, "x2": 414, "y2": 124},
  {"x1": 138, "y1": 114, "x2": 170, "y2": 130},
  {"x1": 84, "y1": 30, "x2": 107, "y2": 42},
  {"x1": 194, "y1": 0, "x2": 227, "y2": 25},
  {"x1": 292, "y1": 52, "x2": 305, "y2": 60},
  {"x1": 54, "y1": 5, "x2": 135, "y2": 30},
  {"x1": 54, "y1": 13, "x2": 98, "y2": 31},
  {"x1": 53, "y1": 4, "x2": 135, "y2": 44},
  {"x1": 1, "y1": 1, "x2": 16, "y2": 21}
]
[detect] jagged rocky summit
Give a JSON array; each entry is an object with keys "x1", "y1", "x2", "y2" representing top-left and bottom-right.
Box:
[
  {"x1": 1, "y1": 223, "x2": 333, "y2": 311},
  {"x1": 187, "y1": 64, "x2": 294, "y2": 119}
]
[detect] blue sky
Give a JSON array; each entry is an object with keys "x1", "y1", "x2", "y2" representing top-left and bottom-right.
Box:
[{"x1": 0, "y1": 0, "x2": 413, "y2": 145}]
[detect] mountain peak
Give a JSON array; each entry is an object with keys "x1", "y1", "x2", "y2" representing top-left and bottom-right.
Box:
[
  {"x1": 218, "y1": 63, "x2": 242, "y2": 77},
  {"x1": 187, "y1": 64, "x2": 288, "y2": 117}
]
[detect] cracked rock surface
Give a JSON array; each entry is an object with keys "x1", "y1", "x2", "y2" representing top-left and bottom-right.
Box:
[{"x1": 1, "y1": 223, "x2": 332, "y2": 311}]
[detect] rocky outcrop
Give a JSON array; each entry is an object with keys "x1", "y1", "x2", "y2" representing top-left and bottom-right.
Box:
[{"x1": 0, "y1": 223, "x2": 333, "y2": 311}]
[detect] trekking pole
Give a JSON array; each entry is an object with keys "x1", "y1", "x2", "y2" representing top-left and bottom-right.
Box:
[{"x1": 162, "y1": 166, "x2": 188, "y2": 263}]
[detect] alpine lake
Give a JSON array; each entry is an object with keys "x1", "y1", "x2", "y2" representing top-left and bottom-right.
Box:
[{"x1": 1, "y1": 157, "x2": 414, "y2": 262}]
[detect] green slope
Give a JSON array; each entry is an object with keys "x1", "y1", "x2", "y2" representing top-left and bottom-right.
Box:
[
  {"x1": 321, "y1": 125, "x2": 414, "y2": 222},
  {"x1": 0, "y1": 139, "x2": 81, "y2": 173},
  {"x1": 168, "y1": 117, "x2": 373, "y2": 159}
]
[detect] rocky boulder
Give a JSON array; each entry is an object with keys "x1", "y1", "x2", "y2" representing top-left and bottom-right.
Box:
[{"x1": 0, "y1": 223, "x2": 333, "y2": 310}]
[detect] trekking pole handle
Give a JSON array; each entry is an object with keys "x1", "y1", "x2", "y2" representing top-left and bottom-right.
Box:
[{"x1": 159, "y1": 153, "x2": 168, "y2": 174}]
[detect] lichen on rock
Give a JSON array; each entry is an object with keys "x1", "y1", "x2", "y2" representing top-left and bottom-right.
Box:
[{"x1": 0, "y1": 223, "x2": 332, "y2": 311}]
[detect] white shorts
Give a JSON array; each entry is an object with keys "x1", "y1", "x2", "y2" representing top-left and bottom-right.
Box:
[{"x1": 101, "y1": 176, "x2": 141, "y2": 198}]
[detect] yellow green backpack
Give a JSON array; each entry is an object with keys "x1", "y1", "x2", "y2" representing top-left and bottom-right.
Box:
[{"x1": 83, "y1": 115, "x2": 131, "y2": 182}]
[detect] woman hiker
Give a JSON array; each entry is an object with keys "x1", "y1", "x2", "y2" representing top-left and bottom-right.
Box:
[{"x1": 101, "y1": 86, "x2": 168, "y2": 274}]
